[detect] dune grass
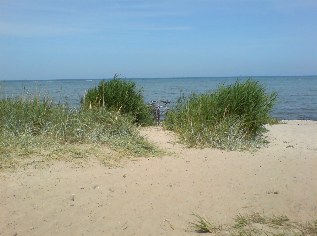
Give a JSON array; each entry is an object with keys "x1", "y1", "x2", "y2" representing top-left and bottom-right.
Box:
[
  {"x1": 164, "y1": 79, "x2": 277, "y2": 150},
  {"x1": 81, "y1": 75, "x2": 153, "y2": 126},
  {"x1": 0, "y1": 97, "x2": 159, "y2": 169},
  {"x1": 190, "y1": 214, "x2": 222, "y2": 233},
  {"x1": 190, "y1": 213, "x2": 317, "y2": 235}
]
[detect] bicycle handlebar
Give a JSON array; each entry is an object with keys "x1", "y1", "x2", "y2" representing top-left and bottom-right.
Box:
[{"x1": 160, "y1": 100, "x2": 171, "y2": 105}]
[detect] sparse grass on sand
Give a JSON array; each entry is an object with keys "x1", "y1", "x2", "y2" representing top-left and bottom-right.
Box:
[
  {"x1": 190, "y1": 213, "x2": 317, "y2": 235},
  {"x1": 0, "y1": 97, "x2": 160, "y2": 170}
]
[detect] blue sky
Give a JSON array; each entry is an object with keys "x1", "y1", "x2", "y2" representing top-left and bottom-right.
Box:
[{"x1": 1, "y1": 0, "x2": 317, "y2": 80}]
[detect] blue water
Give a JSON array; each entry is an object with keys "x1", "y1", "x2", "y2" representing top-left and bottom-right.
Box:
[{"x1": 1, "y1": 76, "x2": 316, "y2": 120}]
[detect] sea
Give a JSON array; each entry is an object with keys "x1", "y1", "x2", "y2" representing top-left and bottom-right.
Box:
[{"x1": 1, "y1": 76, "x2": 316, "y2": 121}]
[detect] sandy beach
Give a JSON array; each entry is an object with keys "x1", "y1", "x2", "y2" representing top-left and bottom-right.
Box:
[{"x1": 1, "y1": 120, "x2": 317, "y2": 235}]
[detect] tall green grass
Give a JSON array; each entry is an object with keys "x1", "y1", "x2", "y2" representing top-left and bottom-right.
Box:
[
  {"x1": 0, "y1": 97, "x2": 158, "y2": 168},
  {"x1": 81, "y1": 75, "x2": 153, "y2": 125},
  {"x1": 164, "y1": 80, "x2": 277, "y2": 150}
]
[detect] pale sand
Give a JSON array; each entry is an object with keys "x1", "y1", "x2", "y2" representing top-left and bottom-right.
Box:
[{"x1": 0, "y1": 120, "x2": 316, "y2": 235}]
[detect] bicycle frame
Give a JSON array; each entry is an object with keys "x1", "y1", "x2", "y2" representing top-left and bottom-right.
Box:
[{"x1": 150, "y1": 100, "x2": 170, "y2": 125}]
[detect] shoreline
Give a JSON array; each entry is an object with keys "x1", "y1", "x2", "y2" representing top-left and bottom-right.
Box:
[
  {"x1": 1, "y1": 120, "x2": 317, "y2": 235},
  {"x1": 2, "y1": 76, "x2": 317, "y2": 121}
]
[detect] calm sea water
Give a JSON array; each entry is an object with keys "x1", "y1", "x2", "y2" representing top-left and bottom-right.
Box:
[{"x1": 1, "y1": 76, "x2": 316, "y2": 120}]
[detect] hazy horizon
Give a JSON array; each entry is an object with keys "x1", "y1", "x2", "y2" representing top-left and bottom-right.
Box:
[{"x1": 2, "y1": 75, "x2": 317, "y2": 82}]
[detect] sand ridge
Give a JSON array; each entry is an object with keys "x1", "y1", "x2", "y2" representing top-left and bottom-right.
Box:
[{"x1": 1, "y1": 120, "x2": 317, "y2": 235}]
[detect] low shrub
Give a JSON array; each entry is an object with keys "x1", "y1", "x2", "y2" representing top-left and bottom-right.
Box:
[
  {"x1": 81, "y1": 75, "x2": 153, "y2": 126},
  {"x1": 164, "y1": 79, "x2": 277, "y2": 150}
]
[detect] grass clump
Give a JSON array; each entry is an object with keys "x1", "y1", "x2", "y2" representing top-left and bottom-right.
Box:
[
  {"x1": 190, "y1": 214, "x2": 222, "y2": 233},
  {"x1": 81, "y1": 75, "x2": 153, "y2": 126},
  {"x1": 190, "y1": 213, "x2": 317, "y2": 235},
  {"x1": 0, "y1": 97, "x2": 159, "y2": 169},
  {"x1": 164, "y1": 79, "x2": 277, "y2": 150}
]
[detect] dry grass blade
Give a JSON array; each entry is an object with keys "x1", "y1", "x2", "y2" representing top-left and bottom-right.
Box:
[
  {"x1": 233, "y1": 213, "x2": 249, "y2": 229},
  {"x1": 190, "y1": 214, "x2": 222, "y2": 233},
  {"x1": 269, "y1": 215, "x2": 289, "y2": 226}
]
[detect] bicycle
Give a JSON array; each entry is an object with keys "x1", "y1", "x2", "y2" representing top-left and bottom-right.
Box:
[{"x1": 149, "y1": 100, "x2": 170, "y2": 125}]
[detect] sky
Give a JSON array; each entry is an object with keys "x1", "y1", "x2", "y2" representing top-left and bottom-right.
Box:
[{"x1": 0, "y1": 0, "x2": 317, "y2": 80}]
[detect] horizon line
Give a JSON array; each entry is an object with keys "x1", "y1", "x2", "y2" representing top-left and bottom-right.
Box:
[{"x1": 1, "y1": 74, "x2": 317, "y2": 82}]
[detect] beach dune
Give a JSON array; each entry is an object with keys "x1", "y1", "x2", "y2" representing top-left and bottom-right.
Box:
[{"x1": 1, "y1": 120, "x2": 317, "y2": 235}]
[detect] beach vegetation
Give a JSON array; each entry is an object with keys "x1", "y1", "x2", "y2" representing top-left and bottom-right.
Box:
[
  {"x1": 190, "y1": 213, "x2": 317, "y2": 235},
  {"x1": 0, "y1": 97, "x2": 159, "y2": 169},
  {"x1": 164, "y1": 79, "x2": 277, "y2": 150},
  {"x1": 189, "y1": 214, "x2": 222, "y2": 233},
  {"x1": 81, "y1": 75, "x2": 153, "y2": 126}
]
